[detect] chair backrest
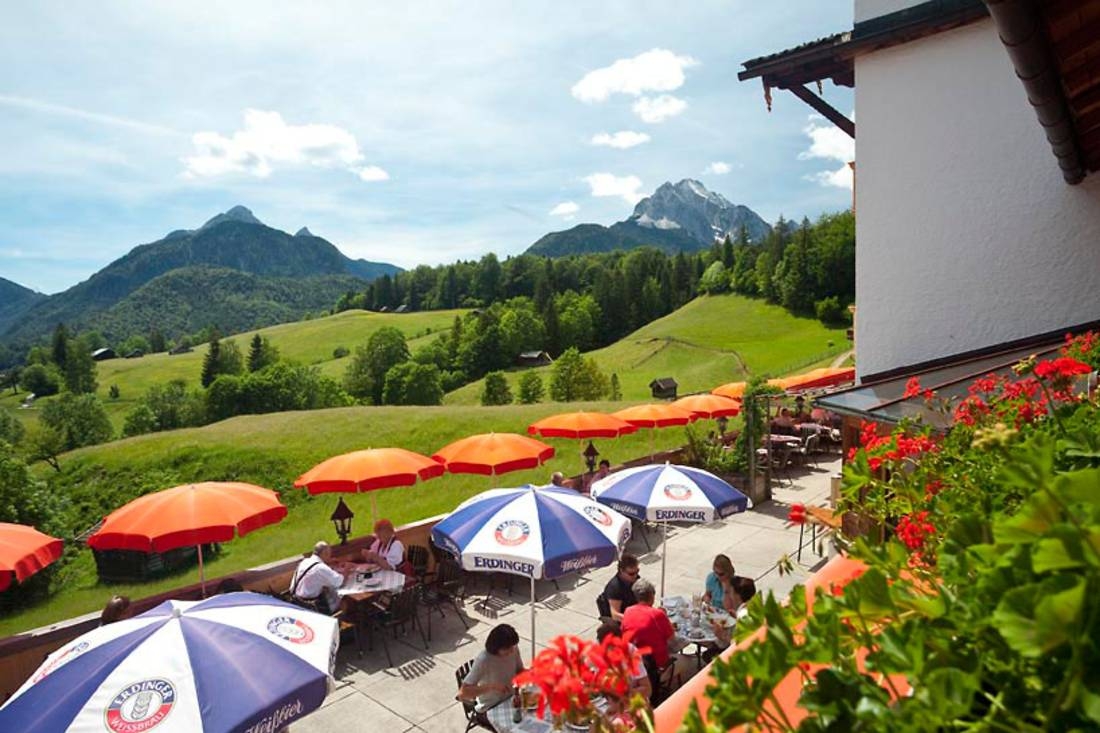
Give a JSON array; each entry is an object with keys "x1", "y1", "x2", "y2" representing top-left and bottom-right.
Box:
[
  {"x1": 596, "y1": 592, "x2": 611, "y2": 619},
  {"x1": 388, "y1": 587, "x2": 419, "y2": 621},
  {"x1": 456, "y1": 659, "x2": 474, "y2": 689},
  {"x1": 407, "y1": 545, "x2": 429, "y2": 574},
  {"x1": 438, "y1": 558, "x2": 464, "y2": 586},
  {"x1": 456, "y1": 660, "x2": 479, "y2": 719}
]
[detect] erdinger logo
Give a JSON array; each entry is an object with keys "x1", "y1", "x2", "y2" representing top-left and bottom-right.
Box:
[
  {"x1": 105, "y1": 679, "x2": 176, "y2": 732},
  {"x1": 494, "y1": 519, "x2": 530, "y2": 546},
  {"x1": 583, "y1": 505, "x2": 612, "y2": 526},
  {"x1": 663, "y1": 483, "x2": 693, "y2": 501},
  {"x1": 267, "y1": 616, "x2": 316, "y2": 644},
  {"x1": 32, "y1": 640, "x2": 89, "y2": 683}
]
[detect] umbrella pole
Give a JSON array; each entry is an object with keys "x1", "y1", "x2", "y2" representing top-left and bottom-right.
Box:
[
  {"x1": 660, "y1": 520, "x2": 668, "y2": 598},
  {"x1": 197, "y1": 544, "x2": 206, "y2": 598},
  {"x1": 370, "y1": 493, "x2": 377, "y2": 530},
  {"x1": 530, "y1": 575, "x2": 537, "y2": 662}
]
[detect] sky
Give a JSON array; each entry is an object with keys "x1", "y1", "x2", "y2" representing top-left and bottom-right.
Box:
[{"x1": 0, "y1": 1, "x2": 854, "y2": 294}]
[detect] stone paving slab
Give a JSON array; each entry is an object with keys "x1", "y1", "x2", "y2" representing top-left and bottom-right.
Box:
[{"x1": 292, "y1": 458, "x2": 840, "y2": 733}]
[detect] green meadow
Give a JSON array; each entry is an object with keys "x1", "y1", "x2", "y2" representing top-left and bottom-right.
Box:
[
  {"x1": 446, "y1": 294, "x2": 847, "y2": 404},
  {"x1": 0, "y1": 309, "x2": 464, "y2": 431}
]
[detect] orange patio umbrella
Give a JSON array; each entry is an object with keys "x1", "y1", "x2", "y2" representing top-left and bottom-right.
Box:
[
  {"x1": 611, "y1": 403, "x2": 697, "y2": 428},
  {"x1": 88, "y1": 482, "x2": 287, "y2": 595},
  {"x1": 672, "y1": 393, "x2": 742, "y2": 419},
  {"x1": 711, "y1": 380, "x2": 747, "y2": 400},
  {"x1": 0, "y1": 523, "x2": 63, "y2": 592},
  {"x1": 782, "y1": 367, "x2": 856, "y2": 392},
  {"x1": 612, "y1": 403, "x2": 697, "y2": 457},
  {"x1": 527, "y1": 411, "x2": 638, "y2": 439},
  {"x1": 432, "y1": 432, "x2": 555, "y2": 476},
  {"x1": 294, "y1": 447, "x2": 446, "y2": 526}
]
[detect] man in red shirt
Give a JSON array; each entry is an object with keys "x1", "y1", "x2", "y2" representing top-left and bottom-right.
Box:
[{"x1": 620, "y1": 578, "x2": 675, "y2": 669}]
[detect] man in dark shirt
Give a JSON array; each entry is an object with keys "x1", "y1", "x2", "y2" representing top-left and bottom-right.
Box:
[{"x1": 603, "y1": 553, "x2": 641, "y2": 621}]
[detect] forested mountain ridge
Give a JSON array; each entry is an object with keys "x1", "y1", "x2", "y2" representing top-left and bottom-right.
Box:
[
  {"x1": 1, "y1": 207, "x2": 400, "y2": 350},
  {"x1": 0, "y1": 277, "x2": 46, "y2": 336},
  {"x1": 527, "y1": 179, "x2": 770, "y2": 257}
]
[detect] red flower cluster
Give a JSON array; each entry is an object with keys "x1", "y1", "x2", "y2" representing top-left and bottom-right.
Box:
[
  {"x1": 1062, "y1": 331, "x2": 1099, "y2": 366},
  {"x1": 1034, "y1": 356, "x2": 1092, "y2": 382},
  {"x1": 923, "y1": 479, "x2": 944, "y2": 500},
  {"x1": 954, "y1": 376, "x2": 1054, "y2": 428},
  {"x1": 896, "y1": 510, "x2": 936, "y2": 551},
  {"x1": 903, "y1": 376, "x2": 935, "y2": 400},
  {"x1": 788, "y1": 503, "x2": 807, "y2": 525},
  {"x1": 514, "y1": 633, "x2": 648, "y2": 721}
]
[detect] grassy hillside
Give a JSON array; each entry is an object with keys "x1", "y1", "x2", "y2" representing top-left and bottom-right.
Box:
[
  {"x1": 446, "y1": 294, "x2": 847, "y2": 405},
  {"x1": 0, "y1": 309, "x2": 464, "y2": 430},
  {"x1": 1, "y1": 400, "x2": 695, "y2": 635}
]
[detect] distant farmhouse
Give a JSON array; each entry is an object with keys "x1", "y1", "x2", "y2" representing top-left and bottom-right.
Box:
[
  {"x1": 91, "y1": 348, "x2": 117, "y2": 361},
  {"x1": 649, "y1": 377, "x2": 678, "y2": 400},
  {"x1": 517, "y1": 351, "x2": 553, "y2": 368}
]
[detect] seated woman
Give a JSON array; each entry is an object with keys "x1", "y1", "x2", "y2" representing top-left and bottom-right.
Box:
[
  {"x1": 702, "y1": 554, "x2": 737, "y2": 614},
  {"x1": 771, "y1": 408, "x2": 796, "y2": 435},
  {"x1": 459, "y1": 624, "x2": 525, "y2": 712},
  {"x1": 360, "y1": 519, "x2": 404, "y2": 571}
]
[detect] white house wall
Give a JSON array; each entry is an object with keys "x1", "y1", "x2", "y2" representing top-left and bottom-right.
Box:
[
  {"x1": 854, "y1": 0, "x2": 924, "y2": 24},
  {"x1": 854, "y1": 18, "x2": 1100, "y2": 378}
]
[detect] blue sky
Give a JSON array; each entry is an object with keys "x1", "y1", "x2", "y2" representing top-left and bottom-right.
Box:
[{"x1": 0, "y1": 1, "x2": 854, "y2": 294}]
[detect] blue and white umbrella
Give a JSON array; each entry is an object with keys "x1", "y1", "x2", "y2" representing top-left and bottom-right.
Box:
[
  {"x1": 432, "y1": 484, "x2": 631, "y2": 656},
  {"x1": 590, "y1": 463, "x2": 750, "y2": 595},
  {"x1": 0, "y1": 592, "x2": 338, "y2": 733}
]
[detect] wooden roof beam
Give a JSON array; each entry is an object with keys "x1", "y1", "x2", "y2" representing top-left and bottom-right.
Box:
[{"x1": 784, "y1": 84, "x2": 856, "y2": 138}]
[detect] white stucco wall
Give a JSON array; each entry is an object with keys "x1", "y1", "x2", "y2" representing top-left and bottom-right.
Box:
[
  {"x1": 854, "y1": 0, "x2": 924, "y2": 24},
  {"x1": 854, "y1": 18, "x2": 1100, "y2": 378}
]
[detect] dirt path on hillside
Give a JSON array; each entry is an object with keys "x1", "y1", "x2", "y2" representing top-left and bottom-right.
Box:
[{"x1": 831, "y1": 348, "x2": 854, "y2": 368}]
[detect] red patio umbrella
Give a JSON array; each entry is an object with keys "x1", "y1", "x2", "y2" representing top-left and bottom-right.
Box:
[
  {"x1": 432, "y1": 432, "x2": 555, "y2": 476},
  {"x1": 612, "y1": 403, "x2": 698, "y2": 456},
  {"x1": 0, "y1": 523, "x2": 63, "y2": 592},
  {"x1": 294, "y1": 447, "x2": 445, "y2": 526},
  {"x1": 88, "y1": 482, "x2": 287, "y2": 595},
  {"x1": 527, "y1": 412, "x2": 638, "y2": 439},
  {"x1": 672, "y1": 393, "x2": 742, "y2": 418}
]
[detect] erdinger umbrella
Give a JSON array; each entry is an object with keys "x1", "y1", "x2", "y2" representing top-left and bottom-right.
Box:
[
  {"x1": 88, "y1": 482, "x2": 287, "y2": 595},
  {"x1": 294, "y1": 447, "x2": 445, "y2": 524},
  {"x1": 0, "y1": 523, "x2": 63, "y2": 591},
  {"x1": 0, "y1": 592, "x2": 338, "y2": 733},
  {"x1": 432, "y1": 432, "x2": 555, "y2": 476},
  {"x1": 590, "y1": 463, "x2": 750, "y2": 595},
  {"x1": 431, "y1": 485, "x2": 631, "y2": 658}
]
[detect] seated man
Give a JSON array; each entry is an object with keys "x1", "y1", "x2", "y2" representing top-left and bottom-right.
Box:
[
  {"x1": 290, "y1": 541, "x2": 346, "y2": 614},
  {"x1": 550, "y1": 471, "x2": 575, "y2": 490},
  {"x1": 771, "y1": 408, "x2": 796, "y2": 434},
  {"x1": 620, "y1": 578, "x2": 675, "y2": 704},
  {"x1": 360, "y1": 519, "x2": 404, "y2": 571},
  {"x1": 459, "y1": 624, "x2": 525, "y2": 712},
  {"x1": 603, "y1": 553, "x2": 641, "y2": 621}
]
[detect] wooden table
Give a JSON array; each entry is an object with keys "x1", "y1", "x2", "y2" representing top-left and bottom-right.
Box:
[
  {"x1": 336, "y1": 564, "x2": 406, "y2": 655},
  {"x1": 797, "y1": 506, "x2": 842, "y2": 561}
]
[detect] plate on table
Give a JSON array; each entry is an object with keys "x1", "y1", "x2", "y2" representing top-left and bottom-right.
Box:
[
  {"x1": 661, "y1": 597, "x2": 682, "y2": 610},
  {"x1": 688, "y1": 628, "x2": 707, "y2": 640},
  {"x1": 360, "y1": 577, "x2": 382, "y2": 588}
]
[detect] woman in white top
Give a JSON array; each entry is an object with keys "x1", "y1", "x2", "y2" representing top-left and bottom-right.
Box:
[{"x1": 360, "y1": 518, "x2": 404, "y2": 570}]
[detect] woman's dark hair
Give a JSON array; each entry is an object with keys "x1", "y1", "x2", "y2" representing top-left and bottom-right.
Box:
[
  {"x1": 218, "y1": 578, "x2": 244, "y2": 594},
  {"x1": 617, "y1": 553, "x2": 639, "y2": 571},
  {"x1": 486, "y1": 623, "x2": 520, "y2": 655},
  {"x1": 598, "y1": 459, "x2": 611, "y2": 469},
  {"x1": 733, "y1": 576, "x2": 757, "y2": 603},
  {"x1": 596, "y1": 621, "x2": 622, "y2": 643},
  {"x1": 101, "y1": 595, "x2": 131, "y2": 625}
]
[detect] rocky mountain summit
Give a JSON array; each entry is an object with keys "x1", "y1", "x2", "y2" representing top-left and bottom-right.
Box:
[{"x1": 527, "y1": 179, "x2": 770, "y2": 257}]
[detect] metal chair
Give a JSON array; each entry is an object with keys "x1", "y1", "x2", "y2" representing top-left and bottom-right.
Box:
[
  {"x1": 455, "y1": 660, "x2": 494, "y2": 732},
  {"x1": 370, "y1": 587, "x2": 428, "y2": 665},
  {"x1": 596, "y1": 592, "x2": 613, "y2": 624},
  {"x1": 420, "y1": 559, "x2": 470, "y2": 640},
  {"x1": 406, "y1": 544, "x2": 430, "y2": 582},
  {"x1": 796, "y1": 433, "x2": 821, "y2": 468}
]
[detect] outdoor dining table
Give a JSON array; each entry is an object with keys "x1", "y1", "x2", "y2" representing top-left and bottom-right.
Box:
[
  {"x1": 335, "y1": 563, "x2": 406, "y2": 655},
  {"x1": 484, "y1": 693, "x2": 611, "y2": 732},
  {"x1": 766, "y1": 433, "x2": 802, "y2": 446},
  {"x1": 663, "y1": 595, "x2": 734, "y2": 669}
]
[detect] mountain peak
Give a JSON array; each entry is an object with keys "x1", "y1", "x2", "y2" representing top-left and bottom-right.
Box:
[
  {"x1": 201, "y1": 205, "x2": 264, "y2": 230},
  {"x1": 295, "y1": 227, "x2": 314, "y2": 237}
]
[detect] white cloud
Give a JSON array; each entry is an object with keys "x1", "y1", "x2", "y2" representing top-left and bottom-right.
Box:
[
  {"x1": 704, "y1": 161, "x2": 732, "y2": 175},
  {"x1": 549, "y1": 201, "x2": 579, "y2": 220},
  {"x1": 799, "y1": 115, "x2": 855, "y2": 190},
  {"x1": 183, "y1": 109, "x2": 388, "y2": 182},
  {"x1": 631, "y1": 95, "x2": 687, "y2": 123},
  {"x1": 583, "y1": 173, "x2": 645, "y2": 205},
  {"x1": 590, "y1": 131, "x2": 651, "y2": 149},
  {"x1": 572, "y1": 49, "x2": 698, "y2": 103}
]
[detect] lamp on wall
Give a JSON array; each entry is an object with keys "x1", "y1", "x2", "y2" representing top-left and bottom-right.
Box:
[
  {"x1": 583, "y1": 441, "x2": 600, "y2": 474},
  {"x1": 330, "y1": 497, "x2": 354, "y2": 545}
]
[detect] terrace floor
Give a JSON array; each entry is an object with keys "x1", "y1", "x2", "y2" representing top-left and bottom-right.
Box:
[{"x1": 296, "y1": 457, "x2": 841, "y2": 733}]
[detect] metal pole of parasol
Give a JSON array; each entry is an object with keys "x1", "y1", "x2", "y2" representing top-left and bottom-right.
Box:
[
  {"x1": 660, "y1": 519, "x2": 668, "y2": 598},
  {"x1": 529, "y1": 574, "x2": 537, "y2": 661},
  {"x1": 197, "y1": 544, "x2": 206, "y2": 598}
]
